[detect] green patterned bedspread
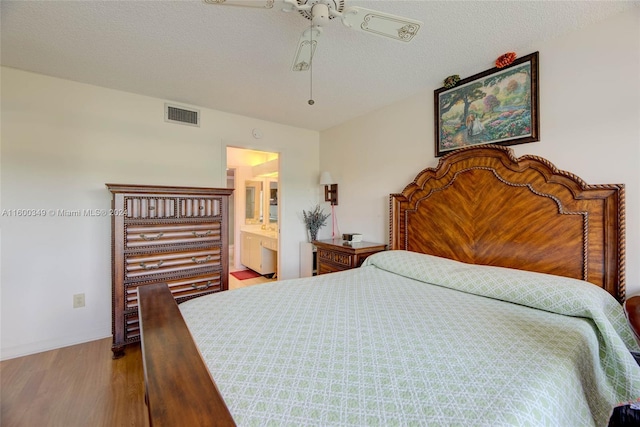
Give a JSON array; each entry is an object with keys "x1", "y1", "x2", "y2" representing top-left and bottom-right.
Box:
[{"x1": 180, "y1": 250, "x2": 640, "y2": 426}]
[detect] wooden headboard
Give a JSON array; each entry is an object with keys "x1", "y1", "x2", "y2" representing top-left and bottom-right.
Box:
[{"x1": 390, "y1": 145, "x2": 626, "y2": 302}]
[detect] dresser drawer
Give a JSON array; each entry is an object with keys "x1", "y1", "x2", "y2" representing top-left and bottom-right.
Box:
[
  {"x1": 125, "y1": 248, "x2": 221, "y2": 282},
  {"x1": 125, "y1": 197, "x2": 177, "y2": 219},
  {"x1": 179, "y1": 197, "x2": 222, "y2": 218},
  {"x1": 317, "y1": 248, "x2": 353, "y2": 267},
  {"x1": 126, "y1": 223, "x2": 221, "y2": 248},
  {"x1": 125, "y1": 273, "x2": 223, "y2": 309}
]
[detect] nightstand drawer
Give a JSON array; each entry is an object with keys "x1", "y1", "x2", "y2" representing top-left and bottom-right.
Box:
[
  {"x1": 318, "y1": 262, "x2": 342, "y2": 275},
  {"x1": 317, "y1": 248, "x2": 352, "y2": 267}
]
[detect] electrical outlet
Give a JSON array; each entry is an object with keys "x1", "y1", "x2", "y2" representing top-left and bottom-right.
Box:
[{"x1": 73, "y1": 293, "x2": 85, "y2": 308}]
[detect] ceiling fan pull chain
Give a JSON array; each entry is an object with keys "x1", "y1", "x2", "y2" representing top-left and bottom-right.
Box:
[{"x1": 308, "y1": 19, "x2": 314, "y2": 106}]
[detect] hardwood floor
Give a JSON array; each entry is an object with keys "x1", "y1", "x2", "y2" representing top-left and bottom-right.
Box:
[{"x1": 1, "y1": 338, "x2": 149, "y2": 427}]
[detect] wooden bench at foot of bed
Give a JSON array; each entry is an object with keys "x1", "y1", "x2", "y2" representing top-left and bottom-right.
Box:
[{"x1": 138, "y1": 282, "x2": 235, "y2": 427}]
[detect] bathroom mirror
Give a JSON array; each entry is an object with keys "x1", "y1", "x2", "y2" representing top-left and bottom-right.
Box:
[{"x1": 245, "y1": 180, "x2": 263, "y2": 224}]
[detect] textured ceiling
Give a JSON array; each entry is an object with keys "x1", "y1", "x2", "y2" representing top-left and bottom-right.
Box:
[{"x1": 2, "y1": 1, "x2": 637, "y2": 131}]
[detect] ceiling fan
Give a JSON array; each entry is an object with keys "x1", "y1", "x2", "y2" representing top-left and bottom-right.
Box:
[{"x1": 203, "y1": 0, "x2": 422, "y2": 72}]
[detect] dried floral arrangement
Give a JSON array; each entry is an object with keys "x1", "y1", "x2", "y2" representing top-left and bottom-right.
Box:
[{"x1": 302, "y1": 204, "x2": 330, "y2": 242}]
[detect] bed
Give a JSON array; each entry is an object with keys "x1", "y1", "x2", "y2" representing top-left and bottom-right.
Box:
[{"x1": 137, "y1": 145, "x2": 640, "y2": 426}]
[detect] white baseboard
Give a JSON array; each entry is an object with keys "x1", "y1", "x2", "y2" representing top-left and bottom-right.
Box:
[{"x1": 1, "y1": 329, "x2": 111, "y2": 361}]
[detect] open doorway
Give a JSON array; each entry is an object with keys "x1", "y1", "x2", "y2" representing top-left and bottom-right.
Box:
[{"x1": 227, "y1": 147, "x2": 279, "y2": 289}]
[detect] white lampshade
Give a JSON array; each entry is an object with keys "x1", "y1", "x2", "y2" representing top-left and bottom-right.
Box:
[{"x1": 319, "y1": 171, "x2": 334, "y2": 185}]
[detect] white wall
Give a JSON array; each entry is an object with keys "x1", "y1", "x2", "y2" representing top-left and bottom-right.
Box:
[
  {"x1": 0, "y1": 68, "x2": 320, "y2": 359},
  {"x1": 321, "y1": 11, "x2": 640, "y2": 295}
]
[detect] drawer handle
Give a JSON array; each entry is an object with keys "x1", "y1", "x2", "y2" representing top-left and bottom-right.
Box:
[
  {"x1": 192, "y1": 230, "x2": 212, "y2": 238},
  {"x1": 148, "y1": 206, "x2": 155, "y2": 210},
  {"x1": 199, "y1": 206, "x2": 205, "y2": 210},
  {"x1": 140, "y1": 260, "x2": 164, "y2": 270},
  {"x1": 140, "y1": 232, "x2": 164, "y2": 241},
  {"x1": 191, "y1": 255, "x2": 212, "y2": 264},
  {"x1": 191, "y1": 281, "x2": 213, "y2": 291}
]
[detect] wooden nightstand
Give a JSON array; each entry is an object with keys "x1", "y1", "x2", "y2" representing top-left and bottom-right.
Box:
[{"x1": 313, "y1": 239, "x2": 386, "y2": 275}]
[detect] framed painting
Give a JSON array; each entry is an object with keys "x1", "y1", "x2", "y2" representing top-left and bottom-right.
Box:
[{"x1": 434, "y1": 52, "x2": 539, "y2": 157}]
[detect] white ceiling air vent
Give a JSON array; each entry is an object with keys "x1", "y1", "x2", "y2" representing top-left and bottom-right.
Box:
[{"x1": 164, "y1": 103, "x2": 200, "y2": 127}]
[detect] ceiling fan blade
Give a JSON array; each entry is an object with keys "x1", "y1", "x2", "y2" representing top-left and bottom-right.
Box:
[
  {"x1": 291, "y1": 27, "x2": 322, "y2": 72},
  {"x1": 341, "y1": 6, "x2": 422, "y2": 42},
  {"x1": 202, "y1": 0, "x2": 278, "y2": 8}
]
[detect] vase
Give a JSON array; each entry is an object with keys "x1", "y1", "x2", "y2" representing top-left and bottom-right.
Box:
[{"x1": 309, "y1": 229, "x2": 318, "y2": 243}]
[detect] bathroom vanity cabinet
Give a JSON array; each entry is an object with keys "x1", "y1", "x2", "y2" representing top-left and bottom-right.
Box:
[{"x1": 240, "y1": 230, "x2": 277, "y2": 276}]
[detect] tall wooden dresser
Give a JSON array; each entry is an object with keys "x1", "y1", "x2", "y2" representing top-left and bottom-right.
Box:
[{"x1": 107, "y1": 184, "x2": 233, "y2": 357}]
